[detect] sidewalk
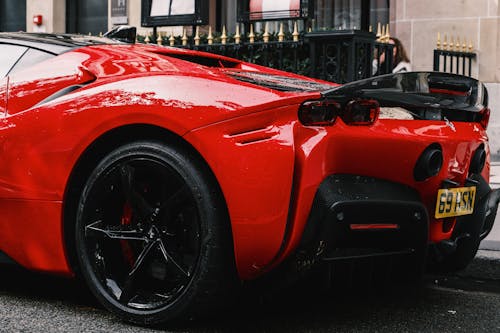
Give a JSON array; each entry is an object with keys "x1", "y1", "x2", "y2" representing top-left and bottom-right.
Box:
[{"x1": 480, "y1": 161, "x2": 500, "y2": 251}]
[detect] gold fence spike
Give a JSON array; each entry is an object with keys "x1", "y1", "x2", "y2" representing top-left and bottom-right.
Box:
[
  {"x1": 221, "y1": 25, "x2": 227, "y2": 44},
  {"x1": 380, "y1": 24, "x2": 386, "y2": 42},
  {"x1": 437, "y1": 32, "x2": 441, "y2": 50},
  {"x1": 208, "y1": 26, "x2": 214, "y2": 45},
  {"x1": 293, "y1": 21, "x2": 300, "y2": 42},
  {"x1": 376, "y1": 22, "x2": 381, "y2": 39},
  {"x1": 194, "y1": 26, "x2": 200, "y2": 46},
  {"x1": 450, "y1": 36, "x2": 455, "y2": 51},
  {"x1": 385, "y1": 23, "x2": 390, "y2": 41},
  {"x1": 263, "y1": 22, "x2": 270, "y2": 43},
  {"x1": 462, "y1": 37, "x2": 467, "y2": 52},
  {"x1": 157, "y1": 32, "x2": 163, "y2": 46},
  {"x1": 248, "y1": 24, "x2": 255, "y2": 44},
  {"x1": 455, "y1": 36, "x2": 460, "y2": 52},
  {"x1": 235, "y1": 24, "x2": 241, "y2": 44},
  {"x1": 182, "y1": 28, "x2": 188, "y2": 46},
  {"x1": 169, "y1": 31, "x2": 175, "y2": 46},
  {"x1": 144, "y1": 33, "x2": 150, "y2": 44},
  {"x1": 278, "y1": 22, "x2": 285, "y2": 42},
  {"x1": 469, "y1": 40, "x2": 473, "y2": 52},
  {"x1": 443, "y1": 34, "x2": 447, "y2": 50}
]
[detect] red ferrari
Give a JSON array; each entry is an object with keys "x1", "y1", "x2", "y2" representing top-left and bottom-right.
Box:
[{"x1": 0, "y1": 27, "x2": 498, "y2": 325}]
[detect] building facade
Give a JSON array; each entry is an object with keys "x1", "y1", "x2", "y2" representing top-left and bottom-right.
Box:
[{"x1": 390, "y1": 1, "x2": 500, "y2": 154}]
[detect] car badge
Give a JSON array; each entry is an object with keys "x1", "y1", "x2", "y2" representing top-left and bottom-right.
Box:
[{"x1": 444, "y1": 117, "x2": 456, "y2": 132}]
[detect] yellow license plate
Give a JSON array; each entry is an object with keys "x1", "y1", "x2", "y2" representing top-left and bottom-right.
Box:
[{"x1": 435, "y1": 186, "x2": 476, "y2": 219}]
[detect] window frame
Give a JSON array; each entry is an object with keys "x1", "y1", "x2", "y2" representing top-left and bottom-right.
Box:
[
  {"x1": 0, "y1": 44, "x2": 28, "y2": 78},
  {"x1": 141, "y1": 0, "x2": 209, "y2": 27},
  {"x1": 0, "y1": 43, "x2": 56, "y2": 78},
  {"x1": 237, "y1": 0, "x2": 313, "y2": 23}
]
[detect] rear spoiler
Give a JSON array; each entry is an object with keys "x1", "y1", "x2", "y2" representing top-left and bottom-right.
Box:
[
  {"x1": 103, "y1": 26, "x2": 136, "y2": 44},
  {"x1": 322, "y1": 72, "x2": 487, "y2": 113}
]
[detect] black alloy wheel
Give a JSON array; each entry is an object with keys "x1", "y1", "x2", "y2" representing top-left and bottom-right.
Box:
[{"x1": 75, "y1": 141, "x2": 236, "y2": 325}]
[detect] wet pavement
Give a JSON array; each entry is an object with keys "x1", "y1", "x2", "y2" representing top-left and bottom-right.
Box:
[
  {"x1": 0, "y1": 254, "x2": 498, "y2": 332},
  {"x1": 0, "y1": 165, "x2": 499, "y2": 332}
]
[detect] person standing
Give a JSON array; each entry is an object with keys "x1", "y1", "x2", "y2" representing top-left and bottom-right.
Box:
[{"x1": 373, "y1": 37, "x2": 412, "y2": 75}]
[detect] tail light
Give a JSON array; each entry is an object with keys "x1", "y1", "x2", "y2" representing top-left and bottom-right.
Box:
[
  {"x1": 342, "y1": 99, "x2": 380, "y2": 125},
  {"x1": 298, "y1": 100, "x2": 340, "y2": 126},
  {"x1": 479, "y1": 107, "x2": 490, "y2": 129}
]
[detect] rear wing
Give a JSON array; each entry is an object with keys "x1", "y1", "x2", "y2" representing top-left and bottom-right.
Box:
[{"x1": 321, "y1": 72, "x2": 488, "y2": 125}]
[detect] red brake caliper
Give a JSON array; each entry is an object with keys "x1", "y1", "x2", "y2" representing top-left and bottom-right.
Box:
[{"x1": 121, "y1": 203, "x2": 136, "y2": 267}]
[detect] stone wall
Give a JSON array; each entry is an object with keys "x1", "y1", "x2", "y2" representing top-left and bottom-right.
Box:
[
  {"x1": 26, "y1": 0, "x2": 65, "y2": 33},
  {"x1": 390, "y1": 0, "x2": 500, "y2": 156}
]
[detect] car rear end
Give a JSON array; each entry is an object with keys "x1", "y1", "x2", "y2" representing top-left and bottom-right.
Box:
[{"x1": 287, "y1": 72, "x2": 499, "y2": 274}]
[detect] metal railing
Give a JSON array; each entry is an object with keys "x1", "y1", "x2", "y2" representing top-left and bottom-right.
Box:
[
  {"x1": 433, "y1": 33, "x2": 477, "y2": 77},
  {"x1": 138, "y1": 22, "x2": 394, "y2": 83}
]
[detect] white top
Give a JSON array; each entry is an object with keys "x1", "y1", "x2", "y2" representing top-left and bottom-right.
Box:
[{"x1": 393, "y1": 61, "x2": 412, "y2": 73}]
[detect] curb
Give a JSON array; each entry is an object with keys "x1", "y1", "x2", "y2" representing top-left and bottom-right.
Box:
[{"x1": 480, "y1": 240, "x2": 500, "y2": 251}]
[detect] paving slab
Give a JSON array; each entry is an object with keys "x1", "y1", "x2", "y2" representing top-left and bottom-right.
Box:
[{"x1": 482, "y1": 162, "x2": 500, "y2": 250}]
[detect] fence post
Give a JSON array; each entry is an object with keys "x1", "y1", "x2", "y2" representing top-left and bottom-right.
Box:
[{"x1": 305, "y1": 30, "x2": 379, "y2": 83}]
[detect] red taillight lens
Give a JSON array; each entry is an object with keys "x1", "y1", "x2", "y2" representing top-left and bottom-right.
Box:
[
  {"x1": 298, "y1": 100, "x2": 340, "y2": 126},
  {"x1": 342, "y1": 99, "x2": 380, "y2": 125},
  {"x1": 479, "y1": 107, "x2": 490, "y2": 129}
]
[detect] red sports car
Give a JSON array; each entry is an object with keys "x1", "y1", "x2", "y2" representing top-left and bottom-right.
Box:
[{"x1": 0, "y1": 28, "x2": 498, "y2": 325}]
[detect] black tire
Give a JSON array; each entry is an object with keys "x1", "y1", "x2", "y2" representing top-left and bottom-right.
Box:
[{"x1": 75, "y1": 141, "x2": 236, "y2": 326}]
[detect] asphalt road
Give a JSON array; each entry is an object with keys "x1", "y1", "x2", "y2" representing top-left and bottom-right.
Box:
[
  {"x1": 0, "y1": 164, "x2": 499, "y2": 332},
  {"x1": 0, "y1": 252, "x2": 499, "y2": 333}
]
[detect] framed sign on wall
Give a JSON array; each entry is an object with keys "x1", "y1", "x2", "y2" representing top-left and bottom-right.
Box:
[
  {"x1": 141, "y1": 0, "x2": 208, "y2": 27},
  {"x1": 238, "y1": 0, "x2": 312, "y2": 22}
]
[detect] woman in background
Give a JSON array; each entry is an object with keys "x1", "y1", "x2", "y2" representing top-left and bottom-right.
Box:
[{"x1": 373, "y1": 37, "x2": 412, "y2": 74}]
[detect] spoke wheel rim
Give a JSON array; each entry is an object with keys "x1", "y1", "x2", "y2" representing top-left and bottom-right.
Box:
[{"x1": 80, "y1": 156, "x2": 201, "y2": 311}]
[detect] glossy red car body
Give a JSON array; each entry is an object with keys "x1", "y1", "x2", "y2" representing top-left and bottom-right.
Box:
[{"x1": 0, "y1": 32, "x2": 497, "y2": 287}]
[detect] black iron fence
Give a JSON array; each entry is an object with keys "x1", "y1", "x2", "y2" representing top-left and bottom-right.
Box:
[
  {"x1": 120, "y1": 26, "x2": 480, "y2": 82},
  {"x1": 433, "y1": 49, "x2": 476, "y2": 77},
  {"x1": 191, "y1": 37, "x2": 310, "y2": 75},
  {"x1": 433, "y1": 35, "x2": 477, "y2": 77},
  {"x1": 140, "y1": 24, "x2": 395, "y2": 83},
  {"x1": 306, "y1": 30, "x2": 394, "y2": 83}
]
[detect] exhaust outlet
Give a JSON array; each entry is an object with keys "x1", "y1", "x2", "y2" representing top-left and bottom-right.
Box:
[
  {"x1": 414, "y1": 144, "x2": 443, "y2": 181},
  {"x1": 470, "y1": 145, "x2": 486, "y2": 174}
]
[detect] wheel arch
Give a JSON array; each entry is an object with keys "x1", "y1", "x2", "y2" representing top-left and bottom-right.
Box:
[{"x1": 62, "y1": 123, "x2": 232, "y2": 276}]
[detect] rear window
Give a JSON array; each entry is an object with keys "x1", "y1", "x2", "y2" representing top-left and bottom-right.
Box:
[
  {"x1": 0, "y1": 44, "x2": 27, "y2": 77},
  {"x1": 8, "y1": 48, "x2": 54, "y2": 75}
]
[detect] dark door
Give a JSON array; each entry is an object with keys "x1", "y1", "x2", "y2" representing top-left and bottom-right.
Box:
[
  {"x1": 0, "y1": 0, "x2": 26, "y2": 32},
  {"x1": 67, "y1": 0, "x2": 108, "y2": 35}
]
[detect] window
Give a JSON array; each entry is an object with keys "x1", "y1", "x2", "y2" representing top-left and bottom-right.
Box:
[
  {"x1": 313, "y1": 0, "x2": 389, "y2": 31},
  {"x1": 0, "y1": 45, "x2": 55, "y2": 78},
  {"x1": 369, "y1": 0, "x2": 389, "y2": 29},
  {"x1": 0, "y1": 44, "x2": 27, "y2": 77},
  {"x1": 314, "y1": 0, "x2": 363, "y2": 30},
  {"x1": 67, "y1": 0, "x2": 108, "y2": 35},
  {"x1": 141, "y1": 0, "x2": 209, "y2": 27},
  {"x1": 0, "y1": 1, "x2": 26, "y2": 32},
  {"x1": 9, "y1": 49, "x2": 54, "y2": 75}
]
